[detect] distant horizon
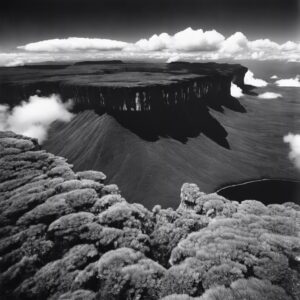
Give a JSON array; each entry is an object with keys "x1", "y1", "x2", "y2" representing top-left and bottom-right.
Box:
[
  {"x1": 0, "y1": 1, "x2": 299, "y2": 66},
  {"x1": 1, "y1": 0, "x2": 299, "y2": 51}
]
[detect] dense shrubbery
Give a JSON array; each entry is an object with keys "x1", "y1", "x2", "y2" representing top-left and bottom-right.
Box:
[{"x1": 0, "y1": 132, "x2": 299, "y2": 300}]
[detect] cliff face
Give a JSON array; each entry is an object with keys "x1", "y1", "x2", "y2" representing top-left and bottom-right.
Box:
[
  {"x1": 60, "y1": 75, "x2": 230, "y2": 113},
  {"x1": 0, "y1": 131, "x2": 299, "y2": 300},
  {"x1": 0, "y1": 61, "x2": 247, "y2": 112}
]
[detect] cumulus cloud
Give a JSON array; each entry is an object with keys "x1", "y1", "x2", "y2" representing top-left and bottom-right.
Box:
[
  {"x1": 230, "y1": 83, "x2": 243, "y2": 98},
  {"x1": 0, "y1": 27, "x2": 299, "y2": 66},
  {"x1": 244, "y1": 71, "x2": 268, "y2": 87},
  {"x1": 275, "y1": 76, "x2": 300, "y2": 87},
  {"x1": 271, "y1": 75, "x2": 278, "y2": 79},
  {"x1": 0, "y1": 94, "x2": 73, "y2": 143},
  {"x1": 284, "y1": 133, "x2": 300, "y2": 170},
  {"x1": 258, "y1": 92, "x2": 282, "y2": 99},
  {"x1": 131, "y1": 28, "x2": 225, "y2": 52},
  {"x1": 18, "y1": 37, "x2": 128, "y2": 52},
  {"x1": 220, "y1": 32, "x2": 249, "y2": 54}
]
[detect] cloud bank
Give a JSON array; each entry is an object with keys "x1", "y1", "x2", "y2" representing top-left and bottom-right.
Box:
[
  {"x1": 284, "y1": 133, "x2": 300, "y2": 170},
  {"x1": 1, "y1": 28, "x2": 300, "y2": 66},
  {"x1": 275, "y1": 76, "x2": 300, "y2": 87},
  {"x1": 244, "y1": 71, "x2": 268, "y2": 87},
  {"x1": 258, "y1": 92, "x2": 282, "y2": 99},
  {"x1": 18, "y1": 37, "x2": 128, "y2": 52},
  {"x1": 133, "y1": 28, "x2": 225, "y2": 52},
  {"x1": 0, "y1": 94, "x2": 73, "y2": 143}
]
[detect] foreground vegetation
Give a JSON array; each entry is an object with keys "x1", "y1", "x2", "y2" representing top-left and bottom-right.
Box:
[{"x1": 0, "y1": 131, "x2": 299, "y2": 300}]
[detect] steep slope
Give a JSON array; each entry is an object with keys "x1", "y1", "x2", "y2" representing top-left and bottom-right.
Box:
[
  {"x1": 1, "y1": 61, "x2": 299, "y2": 208},
  {"x1": 44, "y1": 83, "x2": 300, "y2": 208}
]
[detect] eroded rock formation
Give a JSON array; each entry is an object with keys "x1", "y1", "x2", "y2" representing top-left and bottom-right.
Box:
[
  {"x1": 0, "y1": 132, "x2": 299, "y2": 300},
  {"x1": 0, "y1": 62, "x2": 247, "y2": 112}
]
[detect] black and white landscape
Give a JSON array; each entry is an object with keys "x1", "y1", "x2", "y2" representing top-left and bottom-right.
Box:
[{"x1": 0, "y1": 1, "x2": 299, "y2": 300}]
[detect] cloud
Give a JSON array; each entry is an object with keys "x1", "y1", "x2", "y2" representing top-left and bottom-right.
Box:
[
  {"x1": 284, "y1": 133, "x2": 300, "y2": 170},
  {"x1": 0, "y1": 94, "x2": 73, "y2": 143},
  {"x1": 258, "y1": 92, "x2": 282, "y2": 99},
  {"x1": 18, "y1": 38, "x2": 128, "y2": 52},
  {"x1": 230, "y1": 83, "x2": 243, "y2": 98},
  {"x1": 271, "y1": 75, "x2": 278, "y2": 79},
  {"x1": 133, "y1": 28, "x2": 225, "y2": 52},
  {"x1": 275, "y1": 76, "x2": 300, "y2": 87},
  {"x1": 0, "y1": 52, "x2": 68, "y2": 67},
  {"x1": 244, "y1": 71, "x2": 268, "y2": 87},
  {"x1": 220, "y1": 32, "x2": 249, "y2": 54},
  {"x1": 0, "y1": 27, "x2": 299, "y2": 67},
  {"x1": 166, "y1": 54, "x2": 182, "y2": 63}
]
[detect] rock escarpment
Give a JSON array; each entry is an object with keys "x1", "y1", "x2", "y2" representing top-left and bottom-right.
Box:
[
  {"x1": 0, "y1": 132, "x2": 299, "y2": 300},
  {"x1": 0, "y1": 61, "x2": 247, "y2": 112}
]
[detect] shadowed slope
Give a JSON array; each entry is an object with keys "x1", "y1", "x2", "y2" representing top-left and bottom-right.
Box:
[{"x1": 44, "y1": 86, "x2": 300, "y2": 209}]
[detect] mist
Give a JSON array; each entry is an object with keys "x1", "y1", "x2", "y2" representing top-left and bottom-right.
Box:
[
  {"x1": 284, "y1": 133, "x2": 300, "y2": 170},
  {"x1": 0, "y1": 94, "x2": 74, "y2": 143}
]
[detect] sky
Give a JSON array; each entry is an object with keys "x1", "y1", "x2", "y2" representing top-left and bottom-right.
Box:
[{"x1": 0, "y1": 0, "x2": 299, "y2": 65}]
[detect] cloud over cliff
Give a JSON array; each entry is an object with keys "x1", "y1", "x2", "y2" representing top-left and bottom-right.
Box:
[
  {"x1": 1, "y1": 27, "x2": 300, "y2": 66},
  {"x1": 244, "y1": 71, "x2": 268, "y2": 87},
  {"x1": 230, "y1": 83, "x2": 243, "y2": 98},
  {"x1": 0, "y1": 94, "x2": 73, "y2": 143}
]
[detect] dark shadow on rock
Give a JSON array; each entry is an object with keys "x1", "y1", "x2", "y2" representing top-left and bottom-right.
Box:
[
  {"x1": 108, "y1": 100, "x2": 230, "y2": 149},
  {"x1": 242, "y1": 84, "x2": 258, "y2": 96},
  {"x1": 205, "y1": 95, "x2": 247, "y2": 113}
]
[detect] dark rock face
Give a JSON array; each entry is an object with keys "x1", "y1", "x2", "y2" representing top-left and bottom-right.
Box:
[
  {"x1": 0, "y1": 132, "x2": 299, "y2": 300},
  {"x1": 0, "y1": 61, "x2": 247, "y2": 112}
]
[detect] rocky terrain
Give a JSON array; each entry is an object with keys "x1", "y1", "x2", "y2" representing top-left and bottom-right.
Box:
[{"x1": 0, "y1": 131, "x2": 299, "y2": 300}]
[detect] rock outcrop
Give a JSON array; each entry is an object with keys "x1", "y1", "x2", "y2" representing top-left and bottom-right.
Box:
[
  {"x1": 0, "y1": 61, "x2": 247, "y2": 112},
  {"x1": 0, "y1": 132, "x2": 299, "y2": 300}
]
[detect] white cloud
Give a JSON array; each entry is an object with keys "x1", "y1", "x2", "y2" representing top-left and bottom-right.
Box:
[
  {"x1": 284, "y1": 133, "x2": 300, "y2": 170},
  {"x1": 0, "y1": 52, "x2": 64, "y2": 67},
  {"x1": 249, "y1": 39, "x2": 279, "y2": 51},
  {"x1": 134, "y1": 28, "x2": 225, "y2": 52},
  {"x1": 134, "y1": 33, "x2": 171, "y2": 51},
  {"x1": 0, "y1": 28, "x2": 299, "y2": 66},
  {"x1": 271, "y1": 75, "x2": 278, "y2": 79},
  {"x1": 275, "y1": 76, "x2": 300, "y2": 87},
  {"x1": 230, "y1": 83, "x2": 243, "y2": 98},
  {"x1": 18, "y1": 37, "x2": 128, "y2": 52},
  {"x1": 244, "y1": 71, "x2": 268, "y2": 87},
  {"x1": 166, "y1": 54, "x2": 182, "y2": 63},
  {"x1": 221, "y1": 32, "x2": 249, "y2": 54},
  {"x1": 280, "y1": 41, "x2": 299, "y2": 51},
  {"x1": 0, "y1": 94, "x2": 73, "y2": 143},
  {"x1": 258, "y1": 92, "x2": 282, "y2": 99}
]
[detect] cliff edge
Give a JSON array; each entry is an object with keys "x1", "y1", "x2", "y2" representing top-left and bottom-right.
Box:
[
  {"x1": 0, "y1": 61, "x2": 247, "y2": 113},
  {"x1": 0, "y1": 131, "x2": 299, "y2": 300}
]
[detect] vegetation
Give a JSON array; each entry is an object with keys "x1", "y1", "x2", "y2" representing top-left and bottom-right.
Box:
[{"x1": 0, "y1": 131, "x2": 299, "y2": 300}]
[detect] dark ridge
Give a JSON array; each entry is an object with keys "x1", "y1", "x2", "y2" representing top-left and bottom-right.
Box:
[
  {"x1": 73, "y1": 60, "x2": 124, "y2": 65},
  {"x1": 0, "y1": 61, "x2": 246, "y2": 110}
]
